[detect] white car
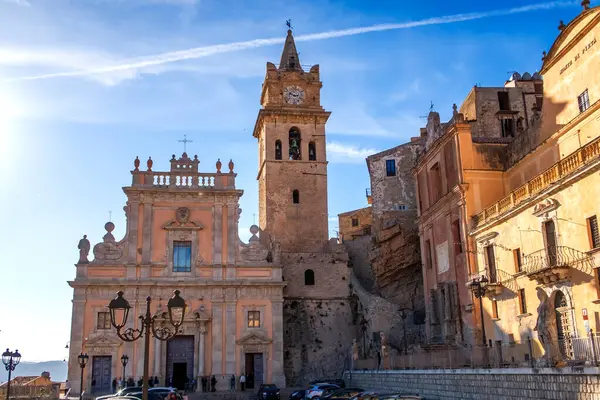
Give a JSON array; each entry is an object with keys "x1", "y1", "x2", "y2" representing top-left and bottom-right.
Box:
[{"x1": 306, "y1": 384, "x2": 340, "y2": 400}]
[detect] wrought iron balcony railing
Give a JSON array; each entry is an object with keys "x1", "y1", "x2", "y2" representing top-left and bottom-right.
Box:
[
  {"x1": 469, "y1": 268, "x2": 518, "y2": 295},
  {"x1": 522, "y1": 246, "x2": 593, "y2": 283}
]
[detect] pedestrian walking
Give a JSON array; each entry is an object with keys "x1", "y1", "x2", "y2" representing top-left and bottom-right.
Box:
[
  {"x1": 112, "y1": 378, "x2": 117, "y2": 393},
  {"x1": 240, "y1": 374, "x2": 246, "y2": 391},
  {"x1": 230, "y1": 375, "x2": 235, "y2": 391}
]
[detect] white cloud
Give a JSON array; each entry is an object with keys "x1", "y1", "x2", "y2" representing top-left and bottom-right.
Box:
[
  {"x1": 327, "y1": 141, "x2": 380, "y2": 164},
  {"x1": 7, "y1": 0, "x2": 577, "y2": 83}
]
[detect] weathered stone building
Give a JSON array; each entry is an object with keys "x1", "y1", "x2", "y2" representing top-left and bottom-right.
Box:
[
  {"x1": 468, "y1": 3, "x2": 600, "y2": 363},
  {"x1": 414, "y1": 75, "x2": 544, "y2": 344},
  {"x1": 252, "y1": 29, "x2": 354, "y2": 385},
  {"x1": 338, "y1": 207, "x2": 372, "y2": 243}
]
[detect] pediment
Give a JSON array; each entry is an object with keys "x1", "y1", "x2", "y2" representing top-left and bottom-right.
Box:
[
  {"x1": 236, "y1": 332, "x2": 273, "y2": 346},
  {"x1": 85, "y1": 333, "x2": 122, "y2": 346},
  {"x1": 162, "y1": 220, "x2": 204, "y2": 231}
]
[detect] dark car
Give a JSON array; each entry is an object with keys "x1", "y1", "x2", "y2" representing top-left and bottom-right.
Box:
[
  {"x1": 258, "y1": 384, "x2": 281, "y2": 400},
  {"x1": 322, "y1": 388, "x2": 364, "y2": 400},
  {"x1": 126, "y1": 392, "x2": 167, "y2": 400},
  {"x1": 309, "y1": 379, "x2": 345, "y2": 388},
  {"x1": 289, "y1": 389, "x2": 306, "y2": 400},
  {"x1": 306, "y1": 384, "x2": 340, "y2": 399}
]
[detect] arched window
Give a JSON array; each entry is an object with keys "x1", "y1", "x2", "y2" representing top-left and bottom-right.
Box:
[
  {"x1": 304, "y1": 269, "x2": 315, "y2": 285},
  {"x1": 275, "y1": 140, "x2": 282, "y2": 160},
  {"x1": 289, "y1": 127, "x2": 301, "y2": 160},
  {"x1": 292, "y1": 189, "x2": 300, "y2": 204},
  {"x1": 308, "y1": 141, "x2": 316, "y2": 161}
]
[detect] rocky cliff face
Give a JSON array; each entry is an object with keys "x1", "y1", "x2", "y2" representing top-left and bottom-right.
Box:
[{"x1": 344, "y1": 213, "x2": 426, "y2": 355}]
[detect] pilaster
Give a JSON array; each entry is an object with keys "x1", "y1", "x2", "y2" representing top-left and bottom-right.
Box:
[
  {"x1": 141, "y1": 203, "x2": 152, "y2": 264},
  {"x1": 213, "y1": 205, "x2": 223, "y2": 265},
  {"x1": 225, "y1": 299, "x2": 237, "y2": 374},
  {"x1": 211, "y1": 303, "x2": 223, "y2": 375},
  {"x1": 128, "y1": 202, "x2": 140, "y2": 264},
  {"x1": 270, "y1": 301, "x2": 286, "y2": 387}
]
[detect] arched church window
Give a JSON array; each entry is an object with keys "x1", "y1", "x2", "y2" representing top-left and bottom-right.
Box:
[
  {"x1": 308, "y1": 142, "x2": 316, "y2": 161},
  {"x1": 289, "y1": 127, "x2": 301, "y2": 160},
  {"x1": 304, "y1": 269, "x2": 315, "y2": 285},
  {"x1": 292, "y1": 189, "x2": 300, "y2": 204},
  {"x1": 275, "y1": 140, "x2": 282, "y2": 160}
]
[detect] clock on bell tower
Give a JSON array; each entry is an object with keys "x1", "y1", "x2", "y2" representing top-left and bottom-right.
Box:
[{"x1": 252, "y1": 27, "x2": 331, "y2": 252}]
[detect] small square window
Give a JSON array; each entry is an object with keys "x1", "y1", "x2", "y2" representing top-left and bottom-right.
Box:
[
  {"x1": 248, "y1": 311, "x2": 260, "y2": 328},
  {"x1": 97, "y1": 312, "x2": 111, "y2": 330},
  {"x1": 351, "y1": 217, "x2": 359, "y2": 227},
  {"x1": 385, "y1": 160, "x2": 396, "y2": 177},
  {"x1": 578, "y1": 89, "x2": 590, "y2": 113},
  {"x1": 173, "y1": 241, "x2": 192, "y2": 272}
]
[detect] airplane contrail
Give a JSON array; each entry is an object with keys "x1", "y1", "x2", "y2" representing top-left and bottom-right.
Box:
[{"x1": 10, "y1": 1, "x2": 577, "y2": 82}]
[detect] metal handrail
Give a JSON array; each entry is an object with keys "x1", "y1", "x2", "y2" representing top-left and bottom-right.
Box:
[{"x1": 522, "y1": 246, "x2": 594, "y2": 275}]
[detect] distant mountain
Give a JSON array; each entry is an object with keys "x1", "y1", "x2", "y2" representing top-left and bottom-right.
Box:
[{"x1": 0, "y1": 361, "x2": 68, "y2": 384}]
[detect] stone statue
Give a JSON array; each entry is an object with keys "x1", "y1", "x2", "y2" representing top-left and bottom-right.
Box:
[
  {"x1": 78, "y1": 235, "x2": 91, "y2": 264},
  {"x1": 535, "y1": 288, "x2": 551, "y2": 344}
]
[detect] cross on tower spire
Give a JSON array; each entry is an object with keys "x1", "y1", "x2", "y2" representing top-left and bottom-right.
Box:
[
  {"x1": 286, "y1": 19, "x2": 293, "y2": 31},
  {"x1": 178, "y1": 134, "x2": 193, "y2": 153}
]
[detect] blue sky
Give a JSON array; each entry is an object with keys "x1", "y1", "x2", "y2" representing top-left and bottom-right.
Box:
[{"x1": 0, "y1": 0, "x2": 586, "y2": 363}]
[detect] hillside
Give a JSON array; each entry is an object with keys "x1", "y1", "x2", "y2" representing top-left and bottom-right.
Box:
[{"x1": 0, "y1": 361, "x2": 67, "y2": 384}]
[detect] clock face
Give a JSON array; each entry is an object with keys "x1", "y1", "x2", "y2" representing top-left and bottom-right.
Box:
[{"x1": 284, "y1": 85, "x2": 305, "y2": 105}]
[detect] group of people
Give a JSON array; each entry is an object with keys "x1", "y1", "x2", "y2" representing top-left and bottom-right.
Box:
[
  {"x1": 109, "y1": 376, "x2": 161, "y2": 393},
  {"x1": 199, "y1": 375, "x2": 218, "y2": 392},
  {"x1": 227, "y1": 373, "x2": 254, "y2": 392}
]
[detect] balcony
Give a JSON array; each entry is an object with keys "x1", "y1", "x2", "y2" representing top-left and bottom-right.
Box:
[
  {"x1": 522, "y1": 246, "x2": 594, "y2": 285},
  {"x1": 472, "y1": 136, "x2": 600, "y2": 230},
  {"x1": 469, "y1": 268, "x2": 517, "y2": 297}
]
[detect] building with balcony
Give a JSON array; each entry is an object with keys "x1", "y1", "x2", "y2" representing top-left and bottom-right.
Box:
[{"x1": 468, "y1": 3, "x2": 600, "y2": 365}]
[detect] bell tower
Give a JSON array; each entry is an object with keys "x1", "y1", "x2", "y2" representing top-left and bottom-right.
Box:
[{"x1": 252, "y1": 28, "x2": 331, "y2": 252}]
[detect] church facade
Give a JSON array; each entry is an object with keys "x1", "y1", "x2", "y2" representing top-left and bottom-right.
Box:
[{"x1": 67, "y1": 29, "x2": 356, "y2": 393}]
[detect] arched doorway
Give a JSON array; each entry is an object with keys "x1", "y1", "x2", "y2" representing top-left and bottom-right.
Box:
[{"x1": 554, "y1": 291, "x2": 574, "y2": 360}]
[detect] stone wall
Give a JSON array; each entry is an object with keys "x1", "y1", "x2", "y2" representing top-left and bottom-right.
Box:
[
  {"x1": 283, "y1": 298, "x2": 356, "y2": 386},
  {"x1": 345, "y1": 369, "x2": 600, "y2": 400}
]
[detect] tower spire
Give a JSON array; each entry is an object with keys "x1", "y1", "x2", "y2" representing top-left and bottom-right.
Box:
[{"x1": 279, "y1": 22, "x2": 302, "y2": 71}]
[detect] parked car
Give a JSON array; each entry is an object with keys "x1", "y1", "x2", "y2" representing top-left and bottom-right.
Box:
[
  {"x1": 322, "y1": 388, "x2": 364, "y2": 400},
  {"x1": 289, "y1": 389, "x2": 306, "y2": 400},
  {"x1": 257, "y1": 384, "x2": 281, "y2": 400},
  {"x1": 306, "y1": 384, "x2": 340, "y2": 399},
  {"x1": 309, "y1": 379, "x2": 345, "y2": 388},
  {"x1": 126, "y1": 392, "x2": 166, "y2": 400},
  {"x1": 96, "y1": 387, "x2": 143, "y2": 400}
]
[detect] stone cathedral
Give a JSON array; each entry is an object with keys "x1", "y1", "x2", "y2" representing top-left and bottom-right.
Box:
[{"x1": 67, "y1": 29, "x2": 355, "y2": 395}]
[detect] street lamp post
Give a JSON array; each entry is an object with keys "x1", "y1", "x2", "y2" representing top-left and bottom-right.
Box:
[
  {"x1": 469, "y1": 276, "x2": 489, "y2": 347},
  {"x1": 399, "y1": 309, "x2": 408, "y2": 355},
  {"x1": 2, "y1": 349, "x2": 21, "y2": 400},
  {"x1": 77, "y1": 353, "x2": 89, "y2": 400},
  {"x1": 120, "y1": 354, "x2": 129, "y2": 385},
  {"x1": 108, "y1": 290, "x2": 186, "y2": 400}
]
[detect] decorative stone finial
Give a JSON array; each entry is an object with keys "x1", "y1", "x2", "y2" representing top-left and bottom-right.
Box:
[
  {"x1": 582, "y1": 0, "x2": 590, "y2": 10},
  {"x1": 103, "y1": 222, "x2": 116, "y2": 243},
  {"x1": 452, "y1": 103, "x2": 458, "y2": 117},
  {"x1": 228, "y1": 159, "x2": 234, "y2": 173},
  {"x1": 558, "y1": 20, "x2": 566, "y2": 30},
  {"x1": 194, "y1": 155, "x2": 198, "y2": 161},
  {"x1": 77, "y1": 234, "x2": 90, "y2": 264},
  {"x1": 134, "y1": 156, "x2": 140, "y2": 171},
  {"x1": 542, "y1": 51, "x2": 547, "y2": 62},
  {"x1": 249, "y1": 225, "x2": 259, "y2": 242},
  {"x1": 171, "y1": 154, "x2": 176, "y2": 161},
  {"x1": 147, "y1": 157, "x2": 153, "y2": 171},
  {"x1": 216, "y1": 159, "x2": 222, "y2": 173}
]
